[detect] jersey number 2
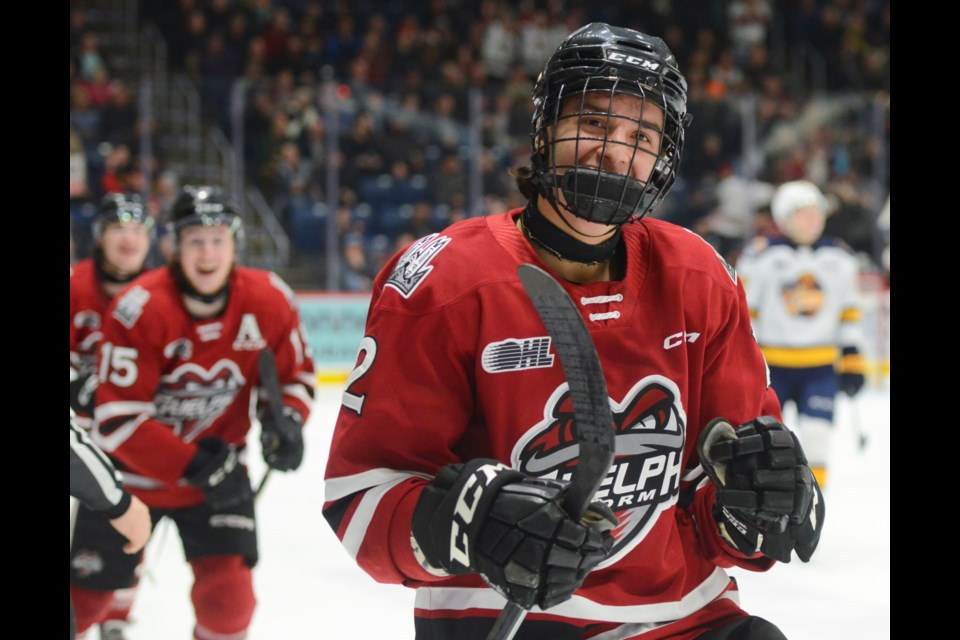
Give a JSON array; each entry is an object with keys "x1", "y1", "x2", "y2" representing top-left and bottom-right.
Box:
[{"x1": 342, "y1": 336, "x2": 376, "y2": 414}]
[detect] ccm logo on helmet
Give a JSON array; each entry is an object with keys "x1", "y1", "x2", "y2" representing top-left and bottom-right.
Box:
[
  {"x1": 607, "y1": 51, "x2": 660, "y2": 70},
  {"x1": 194, "y1": 202, "x2": 227, "y2": 214}
]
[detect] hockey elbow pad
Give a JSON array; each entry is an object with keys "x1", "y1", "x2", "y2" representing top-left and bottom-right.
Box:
[{"x1": 411, "y1": 459, "x2": 617, "y2": 610}]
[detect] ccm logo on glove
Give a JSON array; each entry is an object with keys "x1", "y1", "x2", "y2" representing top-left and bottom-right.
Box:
[{"x1": 450, "y1": 462, "x2": 509, "y2": 566}]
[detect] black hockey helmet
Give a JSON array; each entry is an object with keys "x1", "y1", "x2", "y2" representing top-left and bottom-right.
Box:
[
  {"x1": 168, "y1": 184, "x2": 243, "y2": 244},
  {"x1": 93, "y1": 192, "x2": 155, "y2": 241},
  {"x1": 530, "y1": 23, "x2": 691, "y2": 225}
]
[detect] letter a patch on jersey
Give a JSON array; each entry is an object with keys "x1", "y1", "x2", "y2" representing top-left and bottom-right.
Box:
[
  {"x1": 233, "y1": 313, "x2": 267, "y2": 351},
  {"x1": 385, "y1": 233, "x2": 451, "y2": 298}
]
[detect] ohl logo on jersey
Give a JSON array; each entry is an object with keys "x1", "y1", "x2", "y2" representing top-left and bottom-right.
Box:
[
  {"x1": 512, "y1": 375, "x2": 686, "y2": 566},
  {"x1": 154, "y1": 359, "x2": 247, "y2": 442}
]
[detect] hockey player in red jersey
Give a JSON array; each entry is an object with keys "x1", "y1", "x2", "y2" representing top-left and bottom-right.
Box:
[
  {"x1": 70, "y1": 185, "x2": 316, "y2": 640},
  {"x1": 69, "y1": 192, "x2": 155, "y2": 639},
  {"x1": 71, "y1": 192, "x2": 155, "y2": 431},
  {"x1": 323, "y1": 23, "x2": 825, "y2": 640}
]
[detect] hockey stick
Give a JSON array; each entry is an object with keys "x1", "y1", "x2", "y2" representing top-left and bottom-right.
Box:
[
  {"x1": 485, "y1": 264, "x2": 616, "y2": 640},
  {"x1": 255, "y1": 348, "x2": 288, "y2": 500},
  {"x1": 845, "y1": 390, "x2": 867, "y2": 451},
  {"x1": 255, "y1": 468, "x2": 272, "y2": 499}
]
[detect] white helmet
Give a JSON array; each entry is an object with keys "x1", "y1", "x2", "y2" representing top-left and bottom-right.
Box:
[{"x1": 770, "y1": 180, "x2": 828, "y2": 228}]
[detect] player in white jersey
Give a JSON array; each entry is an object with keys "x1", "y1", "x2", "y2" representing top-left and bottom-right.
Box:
[{"x1": 736, "y1": 180, "x2": 866, "y2": 488}]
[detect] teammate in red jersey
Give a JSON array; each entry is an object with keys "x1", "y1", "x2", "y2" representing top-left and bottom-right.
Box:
[
  {"x1": 70, "y1": 185, "x2": 316, "y2": 640},
  {"x1": 323, "y1": 23, "x2": 824, "y2": 640},
  {"x1": 70, "y1": 192, "x2": 155, "y2": 431},
  {"x1": 69, "y1": 192, "x2": 155, "y2": 640}
]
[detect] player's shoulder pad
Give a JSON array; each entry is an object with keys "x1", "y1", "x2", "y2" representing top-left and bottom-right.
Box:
[
  {"x1": 233, "y1": 267, "x2": 299, "y2": 311},
  {"x1": 647, "y1": 221, "x2": 738, "y2": 287},
  {"x1": 377, "y1": 219, "x2": 494, "y2": 310},
  {"x1": 69, "y1": 258, "x2": 92, "y2": 281}
]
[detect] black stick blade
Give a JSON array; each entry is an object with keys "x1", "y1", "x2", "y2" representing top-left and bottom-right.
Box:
[{"x1": 517, "y1": 264, "x2": 615, "y2": 519}]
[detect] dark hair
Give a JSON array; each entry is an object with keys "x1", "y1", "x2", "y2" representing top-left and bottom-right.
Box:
[{"x1": 509, "y1": 165, "x2": 538, "y2": 201}]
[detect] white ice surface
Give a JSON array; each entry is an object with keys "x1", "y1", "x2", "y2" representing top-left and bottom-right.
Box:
[{"x1": 91, "y1": 382, "x2": 890, "y2": 639}]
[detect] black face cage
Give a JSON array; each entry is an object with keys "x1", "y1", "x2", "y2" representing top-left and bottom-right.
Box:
[{"x1": 530, "y1": 38, "x2": 689, "y2": 226}]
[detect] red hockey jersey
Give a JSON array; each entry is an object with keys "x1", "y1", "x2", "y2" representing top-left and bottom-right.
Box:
[
  {"x1": 323, "y1": 210, "x2": 783, "y2": 637},
  {"x1": 93, "y1": 266, "x2": 315, "y2": 509},
  {"x1": 70, "y1": 259, "x2": 116, "y2": 430}
]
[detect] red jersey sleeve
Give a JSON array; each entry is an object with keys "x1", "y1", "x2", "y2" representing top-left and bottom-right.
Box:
[
  {"x1": 323, "y1": 254, "x2": 482, "y2": 586},
  {"x1": 257, "y1": 272, "x2": 316, "y2": 422},
  {"x1": 686, "y1": 264, "x2": 781, "y2": 570}
]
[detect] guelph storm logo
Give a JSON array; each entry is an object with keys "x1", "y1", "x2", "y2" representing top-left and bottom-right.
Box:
[
  {"x1": 154, "y1": 360, "x2": 246, "y2": 442},
  {"x1": 512, "y1": 375, "x2": 686, "y2": 566}
]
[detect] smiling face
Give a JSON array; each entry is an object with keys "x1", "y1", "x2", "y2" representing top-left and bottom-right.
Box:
[
  {"x1": 538, "y1": 91, "x2": 665, "y2": 241},
  {"x1": 176, "y1": 225, "x2": 236, "y2": 295},
  {"x1": 100, "y1": 221, "x2": 151, "y2": 277}
]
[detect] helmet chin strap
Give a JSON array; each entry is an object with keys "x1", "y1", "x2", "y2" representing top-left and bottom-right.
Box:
[
  {"x1": 94, "y1": 249, "x2": 146, "y2": 285},
  {"x1": 520, "y1": 200, "x2": 621, "y2": 265},
  {"x1": 171, "y1": 261, "x2": 231, "y2": 308}
]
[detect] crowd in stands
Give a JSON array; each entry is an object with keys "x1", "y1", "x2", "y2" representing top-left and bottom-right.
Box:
[{"x1": 70, "y1": 0, "x2": 890, "y2": 290}]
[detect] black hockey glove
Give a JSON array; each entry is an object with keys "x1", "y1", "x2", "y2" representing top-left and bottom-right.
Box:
[
  {"x1": 698, "y1": 416, "x2": 825, "y2": 563},
  {"x1": 185, "y1": 437, "x2": 253, "y2": 510},
  {"x1": 838, "y1": 346, "x2": 866, "y2": 397},
  {"x1": 69, "y1": 372, "x2": 98, "y2": 416},
  {"x1": 411, "y1": 459, "x2": 618, "y2": 611},
  {"x1": 260, "y1": 406, "x2": 304, "y2": 472}
]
